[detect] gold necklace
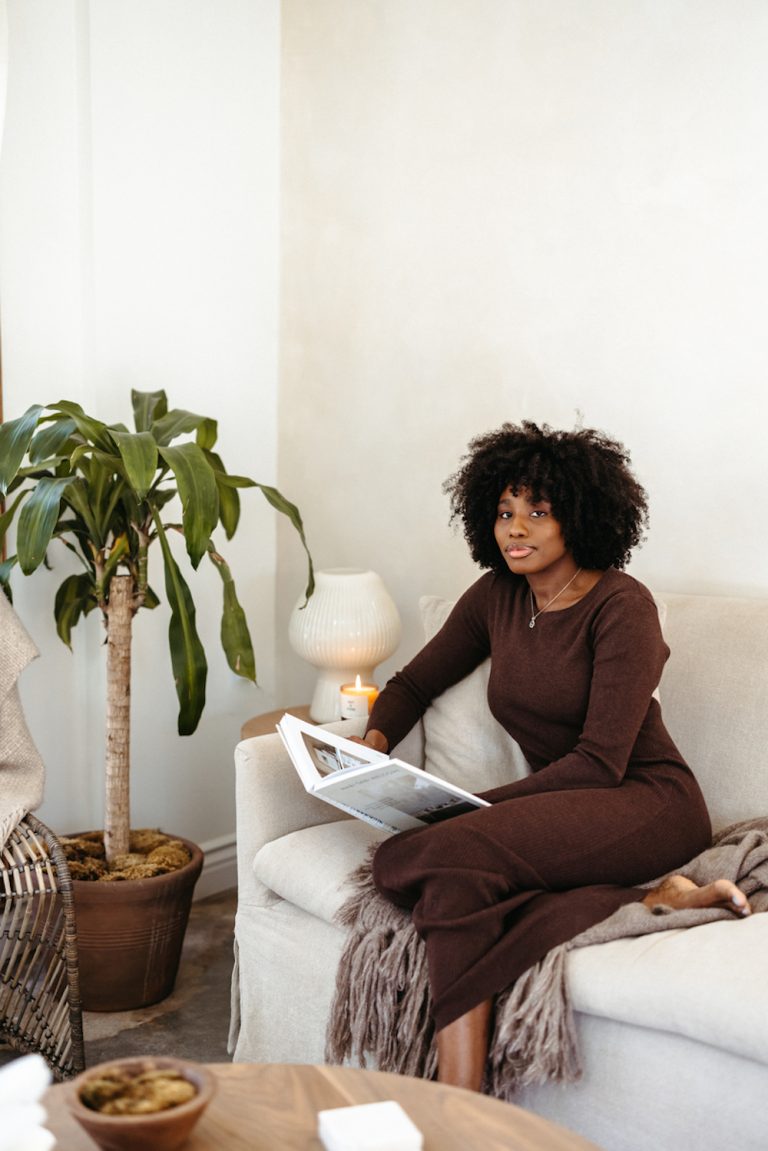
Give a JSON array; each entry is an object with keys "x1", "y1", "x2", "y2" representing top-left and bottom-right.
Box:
[{"x1": 528, "y1": 568, "x2": 582, "y2": 629}]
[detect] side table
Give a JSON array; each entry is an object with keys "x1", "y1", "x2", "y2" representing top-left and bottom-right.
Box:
[{"x1": 240, "y1": 704, "x2": 311, "y2": 741}]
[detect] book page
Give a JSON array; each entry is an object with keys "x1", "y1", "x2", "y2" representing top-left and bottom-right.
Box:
[
  {"x1": 324, "y1": 762, "x2": 485, "y2": 825},
  {"x1": 299, "y1": 730, "x2": 374, "y2": 777},
  {"x1": 277, "y1": 713, "x2": 489, "y2": 833},
  {"x1": 277, "y1": 713, "x2": 388, "y2": 792}
]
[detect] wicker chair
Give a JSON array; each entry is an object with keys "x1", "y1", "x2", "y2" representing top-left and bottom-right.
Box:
[{"x1": 0, "y1": 812, "x2": 85, "y2": 1079}]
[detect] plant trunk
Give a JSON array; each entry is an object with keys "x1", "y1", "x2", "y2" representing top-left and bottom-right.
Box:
[{"x1": 104, "y1": 573, "x2": 133, "y2": 864}]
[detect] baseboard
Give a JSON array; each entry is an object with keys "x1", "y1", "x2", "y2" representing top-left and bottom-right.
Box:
[{"x1": 194, "y1": 833, "x2": 237, "y2": 900}]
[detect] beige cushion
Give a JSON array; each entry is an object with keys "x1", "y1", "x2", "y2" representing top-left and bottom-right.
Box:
[
  {"x1": 419, "y1": 595, "x2": 530, "y2": 793},
  {"x1": 658, "y1": 593, "x2": 768, "y2": 831},
  {"x1": 569, "y1": 913, "x2": 768, "y2": 1066},
  {"x1": 253, "y1": 819, "x2": 387, "y2": 924}
]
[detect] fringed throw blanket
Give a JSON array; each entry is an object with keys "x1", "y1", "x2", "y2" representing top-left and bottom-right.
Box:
[
  {"x1": 325, "y1": 818, "x2": 768, "y2": 1099},
  {"x1": 0, "y1": 594, "x2": 45, "y2": 850}
]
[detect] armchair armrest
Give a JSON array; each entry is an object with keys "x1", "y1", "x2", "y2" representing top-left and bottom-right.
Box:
[
  {"x1": 234, "y1": 717, "x2": 426, "y2": 909},
  {"x1": 234, "y1": 719, "x2": 366, "y2": 908}
]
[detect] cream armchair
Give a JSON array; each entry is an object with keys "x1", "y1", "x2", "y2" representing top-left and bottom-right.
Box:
[{"x1": 230, "y1": 592, "x2": 768, "y2": 1151}]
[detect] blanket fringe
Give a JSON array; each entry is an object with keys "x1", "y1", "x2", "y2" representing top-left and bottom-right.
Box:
[
  {"x1": 325, "y1": 853, "x2": 437, "y2": 1079},
  {"x1": 325, "y1": 820, "x2": 768, "y2": 1094},
  {"x1": 325, "y1": 849, "x2": 578, "y2": 1090},
  {"x1": 488, "y1": 945, "x2": 582, "y2": 1098}
]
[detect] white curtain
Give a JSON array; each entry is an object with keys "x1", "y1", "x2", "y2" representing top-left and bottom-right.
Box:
[
  {"x1": 0, "y1": 0, "x2": 7, "y2": 402},
  {"x1": 0, "y1": 1, "x2": 6, "y2": 166}
]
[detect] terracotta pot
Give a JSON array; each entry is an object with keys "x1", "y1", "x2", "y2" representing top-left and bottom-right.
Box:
[{"x1": 72, "y1": 835, "x2": 204, "y2": 1012}]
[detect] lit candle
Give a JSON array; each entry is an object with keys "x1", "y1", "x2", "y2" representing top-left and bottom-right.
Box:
[{"x1": 339, "y1": 675, "x2": 380, "y2": 720}]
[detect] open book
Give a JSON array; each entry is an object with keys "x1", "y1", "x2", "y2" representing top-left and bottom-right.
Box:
[{"x1": 276, "y1": 713, "x2": 490, "y2": 834}]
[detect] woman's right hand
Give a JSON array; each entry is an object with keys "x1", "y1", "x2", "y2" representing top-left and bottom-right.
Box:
[{"x1": 348, "y1": 729, "x2": 389, "y2": 754}]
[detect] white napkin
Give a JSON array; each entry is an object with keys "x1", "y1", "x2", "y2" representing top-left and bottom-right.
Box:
[
  {"x1": 318, "y1": 1100, "x2": 423, "y2": 1151},
  {"x1": 0, "y1": 1055, "x2": 56, "y2": 1151}
]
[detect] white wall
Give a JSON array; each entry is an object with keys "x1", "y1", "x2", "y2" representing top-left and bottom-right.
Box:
[
  {"x1": 0, "y1": 0, "x2": 288, "y2": 892},
  {"x1": 4, "y1": 1, "x2": 768, "y2": 885},
  {"x1": 277, "y1": 0, "x2": 768, "y2": 705}
]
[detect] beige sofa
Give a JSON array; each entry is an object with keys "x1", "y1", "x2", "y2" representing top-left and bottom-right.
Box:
[{"x1": 229, "y1": 591, "x2": 768, "y2": 1151}]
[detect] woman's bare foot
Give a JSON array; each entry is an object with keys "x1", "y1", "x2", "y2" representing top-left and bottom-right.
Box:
[{"x1": 643, "y1": 875, "x2": 751, "y2": 917}]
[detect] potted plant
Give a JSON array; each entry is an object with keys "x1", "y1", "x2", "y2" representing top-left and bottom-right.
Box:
[{"x1": 0, "y1": 389, "x2": 313, "y2": 1008}]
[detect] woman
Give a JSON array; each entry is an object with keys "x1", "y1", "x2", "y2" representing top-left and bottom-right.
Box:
[{"x1": 356, "y1": 421, "x2": 750, "y2": 1092}]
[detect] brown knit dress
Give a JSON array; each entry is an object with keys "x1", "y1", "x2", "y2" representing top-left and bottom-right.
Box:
[{"x1": 368, "y1": 568, "x2": 712, "y2": 1032}]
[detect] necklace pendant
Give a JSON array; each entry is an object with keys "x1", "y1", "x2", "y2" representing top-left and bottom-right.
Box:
[{"x1": 529, "y1": 617, "x2": 536, "y2": 629}]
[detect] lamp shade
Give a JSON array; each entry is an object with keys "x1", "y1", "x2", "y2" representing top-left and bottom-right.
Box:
[{"x1": 288, "y1": 568, "x2": 401, "y2": 722}]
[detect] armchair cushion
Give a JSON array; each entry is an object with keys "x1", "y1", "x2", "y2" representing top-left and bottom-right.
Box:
[
  {"x1": 419, "y1": 595, "x2": 530, "y2": 792},
  {"x1": 253, "y1": 819, "x2": 388, "y2": 924}
]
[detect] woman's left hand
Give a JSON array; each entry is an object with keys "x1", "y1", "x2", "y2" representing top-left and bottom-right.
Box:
[{"x1": 347, "y1": 729, "x2": 389, "y2": 755}]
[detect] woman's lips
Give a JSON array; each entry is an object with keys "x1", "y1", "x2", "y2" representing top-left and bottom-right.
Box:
[{"x1": 507, "y1": 546, "x2": 534, "y2": 558}]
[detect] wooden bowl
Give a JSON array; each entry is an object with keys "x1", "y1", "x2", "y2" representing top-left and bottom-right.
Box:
[{"x1": 66, "y1": 1056, "x2": 215, "y2": 1151}]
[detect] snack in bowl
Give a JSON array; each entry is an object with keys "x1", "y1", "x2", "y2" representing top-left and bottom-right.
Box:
[{"x1": 67, "y1": 1056, "x2": 215, "y2": 1151}]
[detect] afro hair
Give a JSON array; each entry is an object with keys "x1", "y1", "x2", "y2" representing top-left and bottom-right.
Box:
[{"x1": 443, "y1": 421, "x2": 649, "y2": 572}]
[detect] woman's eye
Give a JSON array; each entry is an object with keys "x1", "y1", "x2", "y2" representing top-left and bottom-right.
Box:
[
  {"x1": 498, "y1": 510, "x2": 512, "y2": 519},
  {"x1": 530, "y1": 509, "x2": 548, "y2": 519}
]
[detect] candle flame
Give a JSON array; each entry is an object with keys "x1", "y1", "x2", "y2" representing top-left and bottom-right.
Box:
[{"x1": 354, "y1": 674, "x2": 362, "y2": 689}]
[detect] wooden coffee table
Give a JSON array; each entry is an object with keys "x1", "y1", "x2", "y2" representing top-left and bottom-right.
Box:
[{"x1": 45, "y1": 1062, "x2": 603, "y2": 1150}]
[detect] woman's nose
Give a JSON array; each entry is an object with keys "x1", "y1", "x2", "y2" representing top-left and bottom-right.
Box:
[{"x1": 508, "y1": 514, "x2": 528, "y2": 536}]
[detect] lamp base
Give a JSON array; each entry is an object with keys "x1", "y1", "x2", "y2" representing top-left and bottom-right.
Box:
[{"x1": 310, "y1": 666, "x2": 375, "y2": 723}]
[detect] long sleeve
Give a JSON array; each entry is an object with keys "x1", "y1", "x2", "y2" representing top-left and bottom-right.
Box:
[{"x1": 366, "y1": 574, "x2": 498, "y2": 750}]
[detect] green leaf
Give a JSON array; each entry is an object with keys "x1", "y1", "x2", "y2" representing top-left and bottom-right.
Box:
[
  {"x1": 100, "y1": 475, "x2": 131, "y2": 538},
  {"x1": 0, "y1": 405, "x2": 43, "y2": 496},
  {"x1": 257, "y1": 484, "x2": 315, "y2": 601},
  {"x1": 142, "y1": 584, "x2": 161, "y2": 610},
  {"x1": 84, "y1": 454, "x2": 128, "y2": 543},
  {"x1": 49, "y1": 400, "x2": 115, "y2": 453},
  {"x1": 64, "y1": 476, "x2": 104, "y2": 546},
  {"x1": 0, "y1": 489, "x2": 28, "y2": 550},
  {"x1": 204, "y1": 450, "x2": 240, "y2": 539},
  {"x1": 153, "y1": 513, "x2": 208, "y2": 735},
  {"x1": 157, "y1": 442, "x2": 219, "y2": 568},
  {"x1": 195, "y1": 419, "x2": 218, "y2": 451},
  {"x1": 217, "y1": 481, "x2": 240, "y2": 539},
  {"x1": 29, "y1": 416, "x2": 78, "y2": 464},
  {"x1": 208, "y1": 546, "x2": 256, "y2": 682},
  {"x1": 0, "y1": 558, "x2": 18, "y2": 595},
  {"x1": 68, "y1": 442, "x2": 94, "y2": 471},
  {"x1": 112, "y1": 429, "x2": 158, "y2": 499},
  {"x1": 151, "y1": 408, "x2": 216, "y2": 448},
  {"x1": 54, "y1": 572, "x2": 96, "y2": 647},
  {"x1": 212, "y1": 473, "x2": 258, "y2": 488},
  {"x1": 17, "y1": 476, "x2": 74, "y2": 574},
  {"x1": 132, "y1": 389, "x2": 167, "y2": 433},
  {"x1": 55, "y1": 532, "x2": 95, "y2": 574},
  {"x1": 149, "y1": 487, "x2": 177, "y2": 513},
  {"x1": 201, "y1": 474, "x2": 314, "y2": 598}
]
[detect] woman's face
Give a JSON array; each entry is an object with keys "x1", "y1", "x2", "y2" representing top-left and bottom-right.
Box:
[{"x1": 494, "y1": 487, "x2": 573, "y2": 578}]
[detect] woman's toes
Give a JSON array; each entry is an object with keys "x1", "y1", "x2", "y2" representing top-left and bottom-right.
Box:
[
  {"x1": 729, "y1": 889, "x2": 751, "y2": 916},
  {"x1": 644, "y1": 876, "x2": 751, "y2": 916}
]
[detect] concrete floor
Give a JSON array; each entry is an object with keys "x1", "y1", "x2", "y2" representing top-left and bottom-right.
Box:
[{"x1": 82, "y1": 887, "x2": 237, "y2": 1068}]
